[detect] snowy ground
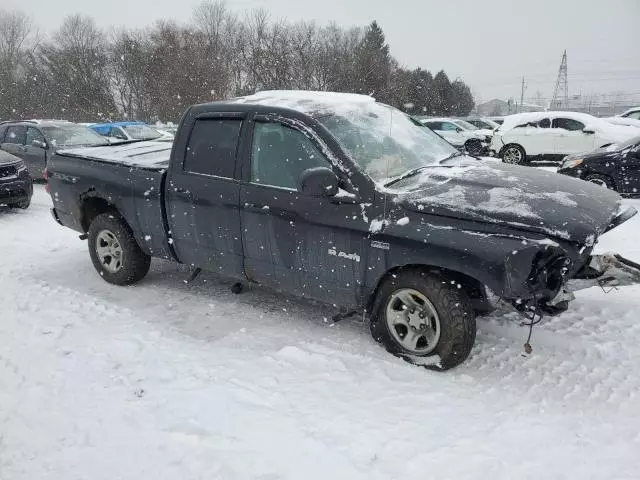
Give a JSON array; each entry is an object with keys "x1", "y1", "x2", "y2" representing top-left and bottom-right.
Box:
[{"x1": 2, "y1": 185, "x2": 640, "y2": 479}]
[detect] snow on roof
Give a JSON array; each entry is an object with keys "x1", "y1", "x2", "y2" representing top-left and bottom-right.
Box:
[
  {"x1": 499, "y1": 111, "x2": 639, "y2": 143},
  {"x1": 232, "y1": 90, "x2": 375, "y2": 116}
]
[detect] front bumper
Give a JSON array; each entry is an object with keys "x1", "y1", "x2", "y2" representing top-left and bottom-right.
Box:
[
  {"x1": 568, "y1": 253, "x2": 640, "y2": 291},
  {"x1": 0, "y1": 169, "x2": 33, "y2": 205}
]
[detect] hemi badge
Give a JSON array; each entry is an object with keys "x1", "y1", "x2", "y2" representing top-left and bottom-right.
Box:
[{"x1": 371, "y1": 240, "x2": 390, "y2": 250}]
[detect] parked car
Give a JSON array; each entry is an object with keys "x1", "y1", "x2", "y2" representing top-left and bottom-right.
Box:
[
  {"x1": 619, "y1": 107, "x2": 640, "y2": 121},
  {"x1": 90, "y1": 121, "x2": 174, "y2": 142},
  {"x1": 488, "y1": 116, "x2": 505, "y2": 125},
  {"x1": 558, "y1": 135, "x2": 640, "y2": 195},
  {"x1": 47, "y1": 91, "x2": 640, "y2": 370},
  {"x1": 420, "y1": 118, "x2": 489, "y2": 155},
  {"x1": 0, "y1": 120, "x2": 109, "y2": 179},
  {"x1": 0, "y1": 149, "x2": 33, "y2": 209},
  {"x1": 490, "y1": 111, "x2": 639, "y2": 165},
  {"x1": 465, "y1": 117, "x2": 501, "y2": 130}
]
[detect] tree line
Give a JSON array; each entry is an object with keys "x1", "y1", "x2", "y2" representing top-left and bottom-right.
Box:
[{"x1": 0, "y1": 2, "x2": 475, "y2": 123}]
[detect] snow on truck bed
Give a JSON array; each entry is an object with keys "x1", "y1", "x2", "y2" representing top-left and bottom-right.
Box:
[
  {"x1": 3, "y1": 185, "x2": 640, "y2": 479},
  {"x1": 58, "y1": 141, "x2": 172, "y2": 169}
]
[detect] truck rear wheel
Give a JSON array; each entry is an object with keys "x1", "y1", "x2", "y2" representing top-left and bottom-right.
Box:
[
  {"x1": 88, "y1": 213, "x2": 151, "y2": 285},
  {"x1": 370, "y1": 270, "x2": 476, "y2": 370}
]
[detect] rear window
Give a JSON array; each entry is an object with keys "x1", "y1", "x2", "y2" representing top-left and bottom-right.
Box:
[{"x1": 184, "y1": 118, "x2": 242, "y2": 178}]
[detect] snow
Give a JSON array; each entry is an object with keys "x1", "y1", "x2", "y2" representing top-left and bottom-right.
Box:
[
  {"x1": 3, "y1": 185, "x2": 640, "y2": 479},
  {"x1": 396, "y1": 216, "x2": 410, "y2": 225},
  {"x1": 59, "y1": 141, "x2": 172, "y2": 169}
]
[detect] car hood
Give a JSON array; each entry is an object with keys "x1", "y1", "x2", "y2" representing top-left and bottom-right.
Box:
[
  {"x1": 0, "y1": 149, "x2": 22, "y2": 166},
  {"x1": 393, "y1": 158, "x2": 625, "y2": 243}
]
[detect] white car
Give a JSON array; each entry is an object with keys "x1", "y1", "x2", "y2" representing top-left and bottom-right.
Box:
[
  {"x1": 490, "y1": 111, "x2": 639, "y2": 164},
  {"x1": 420, "y1": 118, "x2": 490, "y2": 155},
  {"x1": 604, "y1": 107, "x2": 640, "y2": 129}
]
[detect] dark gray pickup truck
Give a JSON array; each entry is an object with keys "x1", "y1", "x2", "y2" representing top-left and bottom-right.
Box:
[{"x1": 47, "y1": 91, "x2": 640, "y2": 370}]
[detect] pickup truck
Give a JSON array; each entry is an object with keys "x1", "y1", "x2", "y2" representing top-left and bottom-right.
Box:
[{"x1": 47, "y1": 90, "x2": 640, "y2": 370}]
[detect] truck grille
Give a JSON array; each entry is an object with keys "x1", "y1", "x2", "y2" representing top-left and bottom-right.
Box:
[{"x1": 0, "y1": 165, "x2": 18, "y2": 178}]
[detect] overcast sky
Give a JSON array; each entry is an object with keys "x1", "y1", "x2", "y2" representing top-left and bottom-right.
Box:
[{"x1": 5, "y1": 0, "x2": 639, "y2": 104}]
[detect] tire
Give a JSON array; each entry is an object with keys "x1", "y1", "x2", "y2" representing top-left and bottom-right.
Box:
[
  {"x1": 88, "y1": 212, "x2": 151, "y2": 285},
  {"x1": 9, "y1": 198, "x2": 30, "y2": 209},
  {"x1": 584, "y1": 173, "x2": 616, "y2": 191},
  {"x1": 501, "y1": 144, "x2": 526, "y2": 165},
  {"x1": 464, "y1": 139, "x2": 483, "y2": 156},
  {"x1": 370, "y1": 269, "x2": 477, "y2": 371}
]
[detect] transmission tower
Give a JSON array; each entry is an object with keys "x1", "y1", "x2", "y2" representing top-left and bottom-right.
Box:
[{"x1": 551, "y1": 50, "x2": 568, "y2": 110}]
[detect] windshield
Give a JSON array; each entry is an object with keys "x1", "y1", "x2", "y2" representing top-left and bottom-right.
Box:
[
  {"x1": 609, "y1": 134, "x2": 640, "y2": 151},
  {"x1": 41, "y1": 125, "x2": 109, "y2": 147},
  {"x1": 318, "y1": 103, "x2": 458, "y2": 184},
  {"x1": 453, "y1": 119, "x2": 478, "y2": 130},
  {"x1": 122, "y1": 124, "x2": 162, "y2": 140}
]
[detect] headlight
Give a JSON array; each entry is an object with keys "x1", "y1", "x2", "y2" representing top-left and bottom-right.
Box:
[{"x1": 562, "y1": 158, "x2": 583, "y2": 169}]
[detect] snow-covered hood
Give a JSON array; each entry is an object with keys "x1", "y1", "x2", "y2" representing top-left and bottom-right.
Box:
[
  {"x1": 0, "y1": 149, "x2": 22, "y2": 166},
  {"x1": 605, "y1": 116, "x2": 640, "y2": 129},
  {"x1": 394, "y1": 159, "x2": 623, "y2": 243}
]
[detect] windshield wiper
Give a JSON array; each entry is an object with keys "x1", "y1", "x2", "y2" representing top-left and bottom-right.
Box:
[
  {"x1": 438, "y1": 151, "x2": 465, "y2": 163},
  {"x1": 384, "y1": 166, "x2": 429, "y2": 187}
]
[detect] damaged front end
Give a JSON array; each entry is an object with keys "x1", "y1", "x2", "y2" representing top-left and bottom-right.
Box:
[{"x1": 512, "y1": 205, "x2": 640, "y2": 318}]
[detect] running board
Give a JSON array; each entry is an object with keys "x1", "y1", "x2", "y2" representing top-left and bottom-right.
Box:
[{"x1": 567, "y1": 253, "x2": 640, "y2": 292}]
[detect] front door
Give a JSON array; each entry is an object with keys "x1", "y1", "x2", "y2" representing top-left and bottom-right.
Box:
[
  {"x1": 620, "y1": 143, "x2": 640, "y2": 194},
  {"x1": 240, "y1": 116, "x2": 369, "y2": 307},
  {"x1": 165, "y1": 114, "x2": 245, "y2": 279},
  {"x1": 552, "y1": 117, "x2": 594, "y2": 155},
  {"x1": 24, "y1": 127, "x2": 49, "y2": 178}
]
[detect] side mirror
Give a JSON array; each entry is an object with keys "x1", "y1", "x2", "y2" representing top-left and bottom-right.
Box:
[
  {"x1": 32, "y1": 139, "x2": 47, "y2": 149},
  {"x1": 456, "y1": 127, "x2": 463, "y2": 133},
  {"x1": 298, "y1": 167, "x2": 339, "y2": 197},
  {"x1": 583, "y1": 127, "x2": 595, "y2": 134}
]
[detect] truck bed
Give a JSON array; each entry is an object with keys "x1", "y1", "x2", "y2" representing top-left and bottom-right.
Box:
[{"x1": 49, "y1": 141, "x2": 174, "y2": 261}]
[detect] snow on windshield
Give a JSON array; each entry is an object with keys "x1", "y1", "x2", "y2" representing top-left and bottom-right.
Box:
[
  {"x1": 453, "y1": 119, "x2": 478, "y2": 130},
  {"x1": 235, "y1": 91, "x2": 458, "y2": 184},
  {"x1": 41, "y1": 125, "x2": 109, "y2": 147}
]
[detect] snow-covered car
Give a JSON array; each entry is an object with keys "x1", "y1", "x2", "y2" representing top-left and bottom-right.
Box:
[
  {"x1": 465, "y1": 116, "x2": 501, "y2": 131},
  {"x1": 420, "y1": 118, "x2": 490, "y2": 156},
  {"x1": 90, "y1": 122, "x2": 174, "y2": 142},
  {"x1": 604, "y1": 108, "x2": 640, "y2": 129},
  {"x1": 490, "y1": 111, "x2": 639, "y2": 164},
  {"x1": 47, "y1": 90, "x2": 640, "y2": 371}
]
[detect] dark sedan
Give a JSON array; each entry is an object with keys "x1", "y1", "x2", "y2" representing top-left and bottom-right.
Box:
[
  {"x1": 0, "y1": 149, "x2": 33, "y2": 209},
  {"x1": 558, "y1": 135, "x2": 640, "y2": 195}
]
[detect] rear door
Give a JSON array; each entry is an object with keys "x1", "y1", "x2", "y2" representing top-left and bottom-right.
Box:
[
  {"x1": 165, "y1": 113, "x2": 245, "y2": 279},
  {"x1": 1, "y1": 125, "x2": 27, "y2": 161},
  {"x1": 552, "y1": 117, "x2": 594, "y2": 154},
  {"x1": 23, "y1": 127, "x2": 49, "y2": 178},
  {"x1": 239, "y1": 115, "x2": 369, "y2": 307}
]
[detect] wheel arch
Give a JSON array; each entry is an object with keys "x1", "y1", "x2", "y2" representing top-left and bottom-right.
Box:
[
  {"x1": 366, "y1": 264, "x2": 490, "y2": 316},
  {"x1": 80, "y1": 194, "x2": 121, "y2": 232},
  {"x1": 499, "y1": 142, "x2": 526, "y2": 158}
]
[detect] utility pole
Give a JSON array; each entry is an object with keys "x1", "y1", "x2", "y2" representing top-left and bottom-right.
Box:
[{"x1": 520, "y1": 77, "x2": 526, "y2": 113}]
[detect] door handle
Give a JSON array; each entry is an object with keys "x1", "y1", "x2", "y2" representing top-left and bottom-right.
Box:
[{"x1": 244, "y1": 202, "x2": 270, "y2": 213}]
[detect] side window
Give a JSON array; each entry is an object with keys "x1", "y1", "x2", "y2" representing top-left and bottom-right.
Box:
[
  {"x1": 627, "y1": 112, "x2": 640, "y2": 120},
  {"x1": 251, "y1": 122, "x2": 329, "y2": 190},
  {"x1": 5, "y1": 126, "x2": 26, "y2": 145},
  {"x1": 552, "y1": 118, "x2": 585, "y2": 131},
  {"x1": 184, "y1": 118, "x2": 242, "y2": 178},
  {"x1": 26, "y1": 127, "x2": 46, "y2": 147},
  {"x1": 441, "y1": 122, "x2": 458, "y2": 131},
  {"x1": 538, "y1": 118, "x2": 551, "y2": 128},
  {"x1": 0, "y1": 125, "x2": 7, "y2": 142}
]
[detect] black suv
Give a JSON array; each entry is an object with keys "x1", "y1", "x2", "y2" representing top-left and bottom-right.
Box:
[
  {"x1": 0, "y1": 149, "x2": 32, "y2": 209},
  {"x1": 0, "y1": 120, "x2": 109, "y2": 179}
]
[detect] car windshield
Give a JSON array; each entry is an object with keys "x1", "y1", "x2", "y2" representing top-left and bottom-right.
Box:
[
  {"x1": 318, "y1": 103, "x2": 458, "y2": 184},
  {"x1": 122, "y1": 124, "x2": 162, "y2": 140},
  {"x1": 453, "y1": 119, "x2": 478, "y2": 130},
  {"x1": 609, "y1": 134, "x2": 640, "y2": 151},
  {"x1": 41, "y1": 125, "x2": 110, "y2": 147}
]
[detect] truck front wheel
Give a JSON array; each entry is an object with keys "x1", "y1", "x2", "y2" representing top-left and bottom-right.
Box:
[
  {"x1": 370, "y1": 270, "x2": 477, "y2": 370},
  {"x1": 88, "y1": 213, "x2": 151, "y2": 285}
]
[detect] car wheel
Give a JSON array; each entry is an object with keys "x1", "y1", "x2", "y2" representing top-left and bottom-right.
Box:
[
  {"x1": 370, "y1": 269, "x2": 477, "y2": 370},
  {"x1": 585, "y1": 173, "x2": 616, "y2": 191},
  {"x1": 501, "y1": 144, "x2": 526, "y2": 165},
  {"x1": 88, "y1": 212, "x2": 151, "y2": 285},
  {"x1": 9, "y1": 198, "x2": 31, "y2": 209},
  {"x1": 464, "y1": 139, "x2": 483, "y2": 156}
]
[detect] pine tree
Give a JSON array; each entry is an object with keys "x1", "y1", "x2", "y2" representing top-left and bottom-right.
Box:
[{"x1": 353, "y1": 21, "x2": 392, "y2": 102}]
